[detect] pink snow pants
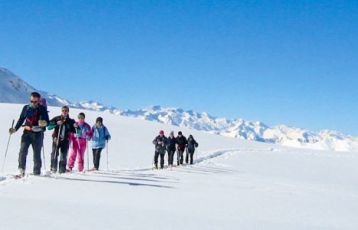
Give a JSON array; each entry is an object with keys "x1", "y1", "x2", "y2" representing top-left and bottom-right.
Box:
[{"x1": 68, "y1": 138, "x2": 87, "y2": 172}]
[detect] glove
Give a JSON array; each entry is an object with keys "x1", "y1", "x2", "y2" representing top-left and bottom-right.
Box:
[
  {"x1": 38, "y1": 120, "x2": 48, "y2": 128},
  {"x1": 9, "y1": 128, "x2": 16, "y2": 135}
]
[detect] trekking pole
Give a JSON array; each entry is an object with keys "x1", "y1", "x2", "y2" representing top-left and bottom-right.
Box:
[
  {"x1": 2, "y1": 120, "x2": 15, "y2": 172},
  {"x1": 42, "y1": 144, "x2": 46, "y2": 172},
  {"x1": 106, "y1": 140, "x2": 109, "y2": 171},
  {"x1": 53, "y1": 123, "x2": 63, "y2": 173},
  {"x1": 86, "y1": 140, "x2": 89, "y2": 171}
]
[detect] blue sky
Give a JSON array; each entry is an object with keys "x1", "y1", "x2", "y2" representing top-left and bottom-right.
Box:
[{"x1": 0, "y1": 0, "x2": 357, "y2": 135}]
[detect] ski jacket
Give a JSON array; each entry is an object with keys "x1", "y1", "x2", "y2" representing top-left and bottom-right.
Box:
[
  {"x1": 48, "y1": 115, "x2": 76, "y2": 141},
  {"x1": 91, "y1": 125, "x2": 111, "y2": 149},
  {"x1": 176, "y1": 135, "x2": 188, "y2": 151},
  {"x1": 70, "y1": 121, "x2": 92, "y2": 141},
  {"x1": 153, "y1": 135, "x2": 167, "y2": 152},
  {"x1": 15, "y1": 104, "x2": 49, "y2": 132},
  {"x1": 166, "y1": 136, "x2": 177, "y2": 151},
  {"x1": 187, "y1": 136, "x2": 199, "y2": 153}
]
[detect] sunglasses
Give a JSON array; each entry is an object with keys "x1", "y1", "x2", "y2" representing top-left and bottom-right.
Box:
[{"x1": 31, "y1": 100, "x2": 39, "y2": 104}]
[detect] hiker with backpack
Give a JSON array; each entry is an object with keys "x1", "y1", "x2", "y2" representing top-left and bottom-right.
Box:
[
  {"x1": 152, "y1": 130, "x2": 167, "y2": 169},
  {"x1": 90, "y1": 117, "x2": 111, "y2": 171},
  {"x1": 8, "y1": 92, "x2": 49, "y2": 177},
  {"x1": 166, "y1": 131, "x2": 176, "y2": 167},
  {"x1": 186, "y1": 135, "x2": 199, "y2": 165},
  {"x1": 67, "y1": 112, "x2": 92, "y2": 172},
  {"x1": 48, "y1": 106, "x2": 76, "y2": 174},
  {"x1": 176, "y1": 131, "x2": 187, "y2": 166}
]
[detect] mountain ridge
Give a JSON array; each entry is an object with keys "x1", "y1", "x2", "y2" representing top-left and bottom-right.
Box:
[{"x1": 1, "y1": 67, "x2": 357, "y2": 152}]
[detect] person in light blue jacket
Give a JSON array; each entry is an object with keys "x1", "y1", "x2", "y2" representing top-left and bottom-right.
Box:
[{"x1": 91, "y1": 117, "x2": 111, "y2": 170}]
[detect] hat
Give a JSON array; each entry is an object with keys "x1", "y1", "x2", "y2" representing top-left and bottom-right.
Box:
[
  {"x1": 178, "y1": 131, "x2": 182, "y2": 135},
  {"x1": 96, "y1": 117, "x2": 103, "y2": 123},
  {"x1": 78, "y1": 112, "x2": 85, "y2": 119}
]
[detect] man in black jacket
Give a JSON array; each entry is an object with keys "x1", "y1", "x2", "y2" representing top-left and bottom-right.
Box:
[
  {"x1": 9, "y1": 92, "x2": 49, "y2": 176},
  {"x1": 176, "y1": 131, "x2": 187, "y2": 166},
  {"x1": 48, "y1": 106, "x2": 76, "y2": 173},
  {"x1": 186, "y1": 135, "x2": 199, "y2": 165},
  {"x1": 152, "y1": 130, "x2": 167, "y2": 169},
  {"x1": 166, "y1": 131, "x2": 176, "y2": 167}
]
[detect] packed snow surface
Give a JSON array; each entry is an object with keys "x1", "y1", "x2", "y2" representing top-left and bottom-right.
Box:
[{"x1": 0, "y1": 103, "x2": 357, "y2": 230}]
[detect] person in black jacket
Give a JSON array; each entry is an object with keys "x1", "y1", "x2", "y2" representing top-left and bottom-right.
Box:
[
  {"x1": 166, "y1": 131, "x2": 176, "y2": 167},
  {"x1": 176, "y1": 131, "x2": 187, "y2": 166},
  {"x1": 48, "y1": 106, "x2": 76, "y2": 173},
  {"x1": 152, "y1": 130, "x2": 167, "y2": 169},
  {"x1": 186, "y1": 135, "x2": 199, "y2": 165},
  {"x1": 9, "y1": 92, "x2": 49, "y2": 176}
]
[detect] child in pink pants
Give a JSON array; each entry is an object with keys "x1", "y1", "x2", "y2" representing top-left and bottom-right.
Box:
[{"x1": 68, "y1": 113, "x2": 92, "y2": 172}]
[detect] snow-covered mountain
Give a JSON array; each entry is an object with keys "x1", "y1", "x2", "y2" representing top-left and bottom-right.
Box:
[
  {"x1": 0, "y1": 67, "x2": 71, "y2": 106},
  {"x1": 1, "y1": 67, "x2": 357, "y2": 152}
]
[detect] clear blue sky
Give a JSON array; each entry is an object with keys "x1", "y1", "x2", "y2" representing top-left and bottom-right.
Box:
[{"x1": 0, "y1": 0, "x2": 357, "y2": 135}]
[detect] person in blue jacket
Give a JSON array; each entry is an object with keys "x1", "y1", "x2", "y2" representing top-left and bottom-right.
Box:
[{"x1": 91, "y1": 117, "x2": 111, "y2": 170}]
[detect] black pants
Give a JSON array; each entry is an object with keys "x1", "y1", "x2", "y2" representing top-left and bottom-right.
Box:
[
  {"x1": 177, "y1": 150, "x2": 185, "y2": 165},
  {"x1": 92, "y1": 148, "x2": 103, "y2": 170},
  {"x1": 50, "y1": 139, "x2": 70, "y2": 173},
  {"x1": 18, "y1": 131, "x2": 44, "y2": 174},
  {"x1": 185, "y1": 149, "x2": 195, "y2": 165},
  {"x1": 167, "y1": 149, "x2": 175, "y2": 166},
  {"x1": 154, "y1": 150, "x2": 165, "y2": 169}
]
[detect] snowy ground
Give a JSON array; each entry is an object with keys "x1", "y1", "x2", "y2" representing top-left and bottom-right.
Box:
[{"x1": 0, "y1": 103, "x2": 358, "y2": 230}]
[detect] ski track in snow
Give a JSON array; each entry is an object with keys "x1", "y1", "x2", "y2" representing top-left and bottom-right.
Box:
[{"x1": 0, "y1": 147, "x2": 275, "y2": 187}]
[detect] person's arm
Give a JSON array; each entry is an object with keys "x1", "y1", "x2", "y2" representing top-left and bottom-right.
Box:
[
  {"x1": 40, "y1": 106, "x2": 50, "y2": 123},
  {"x1": 104, "y1": 127, "x2": 111, "y2": 141},
  {"x1": 14, "y1": 105, "x2": 28, "y2": 131},
  {"x1": 69, "y1": 119, "x2": 76, "y2": 133},
  {"x1": 86, "y1": 123, "x2": 93, "y2": 140},
  {"x1": 152, "y1": 137, "x2": 158, "y2": 145},
  {"x1": 47, "y1": 116, "x2": 59, "y2": 130}
]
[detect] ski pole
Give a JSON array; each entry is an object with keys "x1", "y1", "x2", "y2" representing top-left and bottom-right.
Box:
[
  {"x1": 86, "y1": 140, "x2": 89, "y2": 171},
  {"x1": 1, "y1": 120, "x2": 15, "y2": 172},
  {"x1": 53, "y1": 123, "x2": 63, "y2": 173},
  {"x1": 42, "y1": 143, "x2": 46, "y2": 172},
  {"x1": 106, "y1": 140, "x2": 109, "y2": 171}
]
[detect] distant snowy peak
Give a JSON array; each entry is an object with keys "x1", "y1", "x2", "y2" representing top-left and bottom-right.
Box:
[
  {"x1": 0, "y1": 67, "x2": 70, "y2": 106},
  {"x1": 115, "y1": 105, "x2": 358, "y2": 152},
  {"x1": 1, "y1": 67, "x2": 357, "y2": 152}
]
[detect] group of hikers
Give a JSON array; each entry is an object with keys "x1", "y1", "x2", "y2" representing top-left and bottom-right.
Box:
[
  {"x1": 6, "y1": 92, "x2": 200, "y2": 177},
  {"x1": 152, "y1": 130, "x2": 199, "y2": 169},
  {"x1": 8, "y1": 92, "x2": 111, "y2": 177}
]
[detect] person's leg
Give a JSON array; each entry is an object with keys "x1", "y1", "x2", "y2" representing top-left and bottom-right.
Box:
[
  {"x1": 32, "y1": 132, "x2": 43, "y2": 174},
  {"x1": 59, "y1": 141, "x2": 70, "y2": 173},
  {"x1": 67, "y1": 140, "x2": 78, "y2": 170},
  {"x1": 185, "y1": 150, "x2": 189, "y2": 164},
  {"x1": 154, "y1": 151, "x2": 159, "y2": 169},
  {"x1": 77, "y1": 140, "x2": 86, "y2": 172},
  {"x1": 160, "y1": 151, "x2": 165, "y2": 169},
  {"x1": 95, "y1": 148, "x2": 102, "y2": 170},
  {"x1": 92, "y1": 149, "x2": 97, "y2": 169},
  {"x1": 50, "y1": 139, "x2": 58, "y2": 172},
  {"x1": 190, "y1": 152, "x2": 194, "y2": 165},
  {"x1": 179, "y1": 151, "x2": 184, "y2": 165},
  {"x1": 18, "y1": 132, "x2": 31, "y2": 174},
  {"x1": 167, "y1": 150, "x2": 172, "y2": 166}
]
